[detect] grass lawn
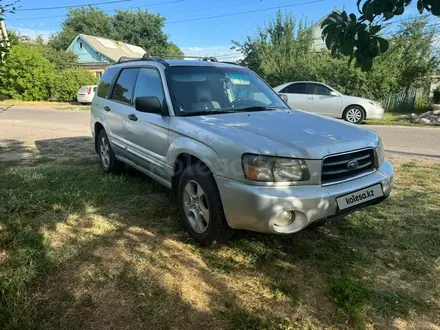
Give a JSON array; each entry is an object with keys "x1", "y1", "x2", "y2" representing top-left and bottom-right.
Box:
[
  {"x1": 365, "y1": 112, "x2": 440, "y2": 127},
  {"x1": 1, "y1": 142, "x2": 439, "y2": 329}
]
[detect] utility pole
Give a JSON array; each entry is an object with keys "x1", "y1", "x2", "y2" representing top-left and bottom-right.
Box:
[{"x1": 0, "y1": 19, "x2": 10, "y2": 63}]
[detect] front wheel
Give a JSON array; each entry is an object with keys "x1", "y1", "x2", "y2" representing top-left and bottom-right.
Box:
[
  {"x1": 343, "y1": 106, "x2": 365, "y2": 124},
  {"x1": 177, "y1": 164, "x2": 233, "y2": 246}
]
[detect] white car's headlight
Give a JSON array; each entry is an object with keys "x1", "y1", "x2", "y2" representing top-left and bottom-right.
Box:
[
  {"x1": 242, "y1": 154, "x2": 310, "y2": 182},
  {"x1": 369, "y1": 101, "x2": 382, "y2": 108},
  {"x1": 376, "y1": 137, "x2": 384, "y2": 166}
]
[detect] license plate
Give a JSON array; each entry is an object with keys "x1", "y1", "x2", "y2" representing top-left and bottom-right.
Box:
[{"x1": 336, "y1": 184, "x2": 383, "y2": 210}]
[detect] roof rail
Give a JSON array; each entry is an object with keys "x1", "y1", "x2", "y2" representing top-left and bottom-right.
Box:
[
  {"x1": 142, "y1": 54, "x2": 170, "y2": 67},
  {"x1": 117, "y1": 56, "x2": 140, "y2": 63},
  {"x1": 114, "y1": 54, "x2": 220, "y2": 66}
]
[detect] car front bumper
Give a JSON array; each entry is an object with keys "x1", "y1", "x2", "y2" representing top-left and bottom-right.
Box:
[
  {"x1": 215, "y1": 160, "x2": 394, "y2": 234},
  {"x1": 365, "y1": 105, "x2": 385, "y2": 120}
]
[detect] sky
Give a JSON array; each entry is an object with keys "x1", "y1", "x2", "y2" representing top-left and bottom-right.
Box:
[{"x1": 4, "y1": 0, "x2": 440, "y2": 59}]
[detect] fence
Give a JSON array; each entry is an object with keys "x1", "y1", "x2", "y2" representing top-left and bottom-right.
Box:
[{"x1": 383, "y1": 89, "x2": 417, "y2": 112}]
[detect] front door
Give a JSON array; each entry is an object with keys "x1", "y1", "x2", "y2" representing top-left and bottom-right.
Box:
[
  {"x1": 124, "y1": 67, "x2": 171, "y2": 183},
  {"x1": 306, "y1": 83, "x2": 342, "y2": 117}
]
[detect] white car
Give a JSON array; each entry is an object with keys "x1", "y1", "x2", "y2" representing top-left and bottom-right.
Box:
[
  {"x1": 77, "y1": 85, "x2": 97, "y2": 104},
  {"x1": 273, "y1": 81, "x2": 384, "y2": 124}
]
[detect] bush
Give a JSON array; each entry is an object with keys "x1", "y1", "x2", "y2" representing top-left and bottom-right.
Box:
[
  {"x1": 0, "y1": 44, "x2": 55, "y2": 101},
  {"x1": 433, "y1": 86, "x2": 440, "y2": 104},
  {"x1": 51, "y1": 68, "x2": 98, "y2": 102}
]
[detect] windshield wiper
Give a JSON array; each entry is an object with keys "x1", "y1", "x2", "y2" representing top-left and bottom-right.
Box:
[
  {"x1": 181, "y1": 110, "x2": 238, "y2": 117},
  {"x1": 234, "y1": 106, "x2": 281, "y2": 112}
]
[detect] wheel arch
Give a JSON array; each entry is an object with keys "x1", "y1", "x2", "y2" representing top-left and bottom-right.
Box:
[{"x1": 94, "y1": 122, "x2": 105, "y2": 153}]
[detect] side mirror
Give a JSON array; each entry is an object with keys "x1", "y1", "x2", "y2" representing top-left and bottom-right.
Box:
[
  {"x1": 330, "y1": 91, "x2": 339, "y2": 97},
  {"x1": 135, "y1": 96, "x2": 162, "y2": 114},
  {"x1": 279, "y1": 93, "x2": 288, "y2": 103}
]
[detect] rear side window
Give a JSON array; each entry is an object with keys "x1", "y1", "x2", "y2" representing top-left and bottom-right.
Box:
[
  {"x1": 111, "y1": 68, "x2": 139, "y2": 104},
  {"x1": 133, "y1": 68, "x2": 165, "y2": 103},
  {"x1": 285, "y1": 83, "x2": 307, "y2": 94},
  {"x1": 97, "y1": 68, "x2": 118, "y2": 98}
]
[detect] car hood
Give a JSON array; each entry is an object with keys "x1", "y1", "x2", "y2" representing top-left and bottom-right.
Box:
[
  {"x1": 180, "y1": 110, "x2": 379, "y2": 159},
  {"x1": 342, "y1": 94, "x2": 377, "y2": 105}
]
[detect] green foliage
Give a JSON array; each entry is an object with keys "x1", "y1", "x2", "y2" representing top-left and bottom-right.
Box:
[
  {"x1": 433, "y1": 86, "x2": 440, "y2": 104},
  {"x1": 49, "y1": 6, "x2": 183, "y2": 57},
  {"x1": 237, "y1": 12, "x2": 436, "y2": 104},
  {"x1": 0, "y1": 43, "x2": 96, "y2": 101},
  {"x1": 51, "y1": 68, "x2": 98, "y2": 102},
  {"x1": 0, "y1": 44, "x2": 55, "y2": 101},
  {"x1": 321, "y1": 0, "x2": 440, "y2": 71}
]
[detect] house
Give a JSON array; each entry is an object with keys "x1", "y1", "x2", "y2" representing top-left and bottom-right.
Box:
[
  {"x1": 309, "y1": 9, "x2": 341, "y2": 52},
  {"x1": 67, "y1": 34, "x2": 146, "y2": 78},
  {"x1": 431, "y1": 71, "x2": 440, "y2": 96}
]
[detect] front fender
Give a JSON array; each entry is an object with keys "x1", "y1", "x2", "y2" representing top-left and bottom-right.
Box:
[{"x1": 166, "y1": 135, "x2": 227, "y2": 176}]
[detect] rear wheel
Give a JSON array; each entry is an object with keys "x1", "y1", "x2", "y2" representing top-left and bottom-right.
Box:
[
  {"x1": 343, "y1": 106, "x2": 365, "y2": 124},
  {"x1": 97, "y1": 130, "x2": 124, "y2": 173},
  {"x1": 177, "y1": 164, "x2": 233, "y2": 246}
]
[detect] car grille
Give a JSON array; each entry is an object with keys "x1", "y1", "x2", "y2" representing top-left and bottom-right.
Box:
[{"x1": 322, "y1": 149, "x2": 375, "y2": 185}]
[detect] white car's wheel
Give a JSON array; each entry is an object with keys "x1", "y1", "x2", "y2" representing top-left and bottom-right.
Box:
[{"x1": 343, "y1": 106, "x2": 365, "y2": 124}]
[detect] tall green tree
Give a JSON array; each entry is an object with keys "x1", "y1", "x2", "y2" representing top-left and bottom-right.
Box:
[
  {"x1": 49, "y1": 6, "x2": 182, "y2": 57},
  {"x1": 48, "y1": 6, "x2": 113, "y2": 50},
  {"x1": 392, "y1": 16, "x2": 439, "y2": 103},
  {"x1": 321, "y1": 0, "x2": 440, "y2": 71}
]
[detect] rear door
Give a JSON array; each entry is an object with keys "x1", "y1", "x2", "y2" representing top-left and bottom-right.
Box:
[
  {"x1": 106, "y1": 68, "x2": 139, "y2": 156},
  {"x1": 278, "y1": 83, "x2": 310, "y2": 111},
  {"x1": 306, "y1": 83, "x2": 342, "y2": 117}
]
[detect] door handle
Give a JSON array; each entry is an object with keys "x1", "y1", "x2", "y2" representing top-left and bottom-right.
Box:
[
  {"x1": 104, "y1": 106, "x2": 111, "y2": 112},
  {"x1": 308, "y1": 97, "x2": 314, "y2": 100},
  {"x1": 128, "y1": 114, "x2": 138, "y2": 121}
]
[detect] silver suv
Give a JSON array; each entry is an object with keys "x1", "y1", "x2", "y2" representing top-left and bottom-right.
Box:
[{"x1": 91, "y1": 56, "x2": 394, "y2": 246}]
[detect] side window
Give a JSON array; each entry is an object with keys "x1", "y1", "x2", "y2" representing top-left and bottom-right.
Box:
[
  {"x1": 308, "y1": 83, "x2": 331, "y2": 96},
  {"x1": 286, "y1": 83, "x2": 307, "y2": 94},
  {"x1": 111, "y1": 68, "x2": 139, "y2": 104},
  {"x1": 97, "y1": 68, "x2": 118, "y2": 98},
  {"x1": 133, "y1": 68, "x2": 165, "y2": 104}
]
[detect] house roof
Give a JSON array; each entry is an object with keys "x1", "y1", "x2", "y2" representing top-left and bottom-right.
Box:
[
  {"x1": 310, "y1": 9, "x2": 341, "y2": 29},
  {"x1": 70, "y1": 34, "x2": 146, "y2": 62}
]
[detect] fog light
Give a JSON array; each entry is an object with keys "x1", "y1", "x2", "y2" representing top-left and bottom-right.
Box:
[{"x1": 274, "y1": 211, "x2": 295, "y2": 227}]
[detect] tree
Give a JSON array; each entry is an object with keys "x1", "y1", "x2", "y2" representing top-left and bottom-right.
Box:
[
  {"x1": 48, "y1": 6, "x2": 113, "y2": 51},
  {"x1": 0, "y1": 44, "x2": 55, "y2": 100},
  {"x1": 52, "y1": 68, "x2": 98, "y2": 102},
  {"x1": 321, "y1": 0, "x2": 440, "y2": 71},
  {"x1": 393, "y1": 16, "x2": 439, "y2": 104},
  {"x1": 49, "y1": 6, "x2": 183, "y2": 57},
  {"x1": 233, "y1": 11, "x2": 322, "y2": 87}
]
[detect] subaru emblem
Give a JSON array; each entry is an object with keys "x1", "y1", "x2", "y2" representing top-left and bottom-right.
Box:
[{"x1": 347, "y1": 159, "x2": 359, "y2": 170}]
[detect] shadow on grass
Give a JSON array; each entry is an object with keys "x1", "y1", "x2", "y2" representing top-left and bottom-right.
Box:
[{"x1": 1, "y1": 141, "x2": 439, "y2": 329}]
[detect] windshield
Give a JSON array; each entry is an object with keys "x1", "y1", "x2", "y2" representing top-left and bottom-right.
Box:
[{"x1": 166, "y1": 66, "x2": 288, "y2": 116}]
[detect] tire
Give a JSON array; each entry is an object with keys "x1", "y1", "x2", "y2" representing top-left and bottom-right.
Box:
[
  {"x1": 97, "y1": 129, "x2": 125, "y2": 174},
  {"x1": 343, "y1": 106, "x2": 366, "y2": 124},
  {"x1": 177, "y1": 164, "x2": 233, "y2": 246}
]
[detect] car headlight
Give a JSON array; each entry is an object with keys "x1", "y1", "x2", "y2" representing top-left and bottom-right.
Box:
[
  {"x1": 369, "y1": 101, "x2": 382, "y2": 108},
  {"x1": 242, "y1": 154, "x2": 310, "y2": 182},
  {"x1": 376, "y1": 137, "x2": 384, "y2": 166}
]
